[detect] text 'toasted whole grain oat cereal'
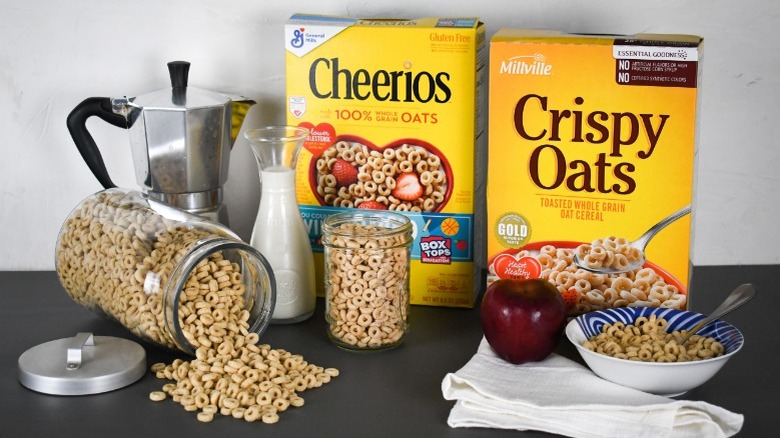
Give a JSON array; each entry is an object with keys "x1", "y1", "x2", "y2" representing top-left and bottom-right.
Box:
[
  {"x1": 487, "y1": 30, "x2": 702, "y2": 316},
  {"x1": 285, "y1": 15, "x2": 487, "y2": 307}
]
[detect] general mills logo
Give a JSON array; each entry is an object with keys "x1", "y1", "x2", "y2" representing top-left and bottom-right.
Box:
[{"x1": 291, "y1": 27, "x2": 305, "y2": 49}]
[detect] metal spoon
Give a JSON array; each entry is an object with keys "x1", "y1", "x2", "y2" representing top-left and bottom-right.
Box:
[
  {"x1": 677, "y1": 283, "x2": 757, "y2": 344},
  {"x1": 574, "y1": 204, "x2": 692, "y2": 275}
]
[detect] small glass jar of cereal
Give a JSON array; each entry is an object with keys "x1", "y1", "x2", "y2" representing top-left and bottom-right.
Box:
[
  {"x1": 55, "y1": 188, "x2": 276, "y2": 355},
  {"x1": 322, "y1": 210, "x2": 413, "y2": 351}
]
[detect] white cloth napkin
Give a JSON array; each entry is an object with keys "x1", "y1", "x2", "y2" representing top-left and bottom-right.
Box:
[{"x1": 441, "y1": 338, "x2": 743, "y2": 438}]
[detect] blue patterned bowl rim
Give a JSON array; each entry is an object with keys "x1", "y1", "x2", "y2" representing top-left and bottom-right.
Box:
[{"x1": 574, "y1": 307, "x2": 744, "y2": 355}]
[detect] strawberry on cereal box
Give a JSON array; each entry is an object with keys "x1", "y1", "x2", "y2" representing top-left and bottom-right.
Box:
[
  {"x1": 393, "y1": 173, "x2": 424, "y2": 202},
  {"x1": 330, "y1": 159, "x2": 358, "y2": 187}
]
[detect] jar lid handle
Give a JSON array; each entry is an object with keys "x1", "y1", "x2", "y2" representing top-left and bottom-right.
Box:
[{"x1": 66, "y1": 332, "x2": 94, "y2": 370}]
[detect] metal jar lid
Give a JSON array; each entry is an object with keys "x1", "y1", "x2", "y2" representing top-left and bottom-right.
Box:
[{"x1": 18, "y1": 332, "x2": 146, "y2": 395}]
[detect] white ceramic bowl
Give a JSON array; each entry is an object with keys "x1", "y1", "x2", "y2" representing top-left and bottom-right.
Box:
[{"x1": 565, "y1": 307, "x2": 744, "y2": 397}]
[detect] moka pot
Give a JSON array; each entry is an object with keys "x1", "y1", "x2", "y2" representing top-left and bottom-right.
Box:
[{"x1": 66, "y1": 61, "x2": 255, "y2": 226}]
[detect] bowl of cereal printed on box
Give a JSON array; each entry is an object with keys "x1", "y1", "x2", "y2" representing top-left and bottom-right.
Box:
[
  {"x1": 310, "y1": 135, "x2": 454, "y2": 213},
  {"x1": 565, "y1": 306, "x2": 744, "y2": 396},
  {"x1": 487, "y1": 241, "x2": 687, "y2": 317}
]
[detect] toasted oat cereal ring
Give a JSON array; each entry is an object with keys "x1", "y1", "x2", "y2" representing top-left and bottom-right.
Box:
[
  {"x1": 350, "y1": 296, "x2": 366, "y2": 308},
  {"x1": 293, "y1": 377, "x2": 308, "y2": 392},
  {"x1": 345, "y1": 309, "x2": 359, "y2": 323},
  {"x1": 231, "y1": 407, "x2": 246, "y2": 419},
  {"x1": 256, "y1": 392, "x2": 272, "y2": 406},
  {"x1": 273, "y1": 397, "x2": 290, "y2": 412},
  {"x1": 261, "y1": 412, "x2": 280, "y2": 424},
  {"x1": 194, "y1": 392, "x2": 210, "y2": 408},
  {"x1": 222, "y1": 397, "x2": 239, "y2": 409},
  {"x1": 243, "y1": 405, "x2": 261, "y2": 423},
  {"x1": 267, "y1": 385, "x2": 283, "y2": 399},
  {"x1": 367, "y1": 326, "x2": 382, "y2": 338},
  {"x1": 348, "y1": 324, "x2": 364, "y2": 336},
  {"x1": 378, "y1": 162, "x2": 393, "y2": 176},
  {"x1": 357, "y1": 313, "x2": 372, "y2": 327},
  {"x1": 196, "y1": 412, "x2": 214, "y2": 423}
]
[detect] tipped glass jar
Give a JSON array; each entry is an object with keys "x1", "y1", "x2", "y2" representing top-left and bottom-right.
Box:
[
  {"x1": 322, "y1": 211, "x2": 413, "y2": 351},
  {"x1": 55, "y1": 188, "x2": 276, "y2": 355}
]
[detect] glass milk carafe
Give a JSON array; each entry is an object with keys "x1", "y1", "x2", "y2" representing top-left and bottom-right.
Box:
[{"x1": 245, "y1": 126, "x2": 316, "y2": 323}]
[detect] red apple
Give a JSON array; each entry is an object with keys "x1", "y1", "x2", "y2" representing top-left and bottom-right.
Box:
[{"x1": 480, "y1": 278, "x2": 566, "y2": 364}]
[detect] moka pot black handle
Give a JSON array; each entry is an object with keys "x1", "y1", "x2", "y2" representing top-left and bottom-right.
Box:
[{"x1": 66, "y1": 97, "x2": 129, "y2": 189}]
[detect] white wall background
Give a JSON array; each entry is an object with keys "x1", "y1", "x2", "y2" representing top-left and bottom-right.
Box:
[{"x1": 1, "y1": 0, "x2": 778, "y2": 270}]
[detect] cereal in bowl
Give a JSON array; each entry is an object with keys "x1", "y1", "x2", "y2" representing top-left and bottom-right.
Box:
[{"x1": 582, "y1": 313, "x2": 725, "y2": 362}]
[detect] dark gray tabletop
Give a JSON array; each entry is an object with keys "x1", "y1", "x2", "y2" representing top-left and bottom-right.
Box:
[{"x1": 1, "y1": 266, "x2": 777, "y2": 437}]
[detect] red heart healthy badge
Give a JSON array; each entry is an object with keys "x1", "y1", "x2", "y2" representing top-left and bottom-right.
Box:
[
  {"x1": 492, "y1": 254, "x2": 542, "y2": 280},
  {"x1": 299, "y1": 122, "x2": 335, "y2": 156}
]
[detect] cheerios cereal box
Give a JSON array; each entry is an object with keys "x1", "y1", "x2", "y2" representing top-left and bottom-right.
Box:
[
  {"x1": 285, "y1": 14, "x2": 486, "y2": 307},
  {"x1": 487, "y1": 29, "x2": 702, "y2": 316}
]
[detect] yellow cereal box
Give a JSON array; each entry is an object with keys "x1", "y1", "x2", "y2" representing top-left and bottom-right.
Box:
[
  {"x1": 285, "y1": 14, "x2": 486, "y2": 307},
  {"x1": 487, "y1": 29, "x2": 702, "y2": 316}
]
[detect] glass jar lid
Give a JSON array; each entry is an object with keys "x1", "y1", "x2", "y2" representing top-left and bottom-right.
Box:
[{"x1": 18, "y1": 332, "x2": 146, "y2": 395}]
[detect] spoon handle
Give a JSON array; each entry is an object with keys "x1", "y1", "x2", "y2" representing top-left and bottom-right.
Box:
[
  {"x1": 634, "y1": 204, "x2": 692, "y2": 250},
  {"x1": 678, "y1": 283, "x2": 757, "y2": 344}
]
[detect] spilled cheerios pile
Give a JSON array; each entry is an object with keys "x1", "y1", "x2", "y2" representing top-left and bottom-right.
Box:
[
  {"x1": 146, "y1": 253, "x2": 339, "y2": 423},
  {"x1": 149, "y1": 338, "x2": 339, "y2": 423},
  {"x1": 145, "y1": 240, "x2": 339, "y2": 423},
  {"x1": 143, "y1": 242, "x2": 338, "y2": 423}
]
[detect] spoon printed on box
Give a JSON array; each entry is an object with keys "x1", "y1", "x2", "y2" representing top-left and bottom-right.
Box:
[{"x1": 574, "y1": 205, "x2": 692, "y2": 275}]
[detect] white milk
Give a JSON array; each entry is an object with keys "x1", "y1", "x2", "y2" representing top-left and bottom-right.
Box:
[{"x1": 250, "y1": 166, "x2": 316, "y2": 323}]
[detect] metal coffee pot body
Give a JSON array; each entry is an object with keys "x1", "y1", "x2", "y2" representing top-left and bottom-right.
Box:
[{"x1": 67, "y1": 61, "x2": 255, "y2": 225}]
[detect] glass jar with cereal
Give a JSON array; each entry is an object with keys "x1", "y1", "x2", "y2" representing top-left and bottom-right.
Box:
[
  {"x1": 55, "y1": 188, "x2": 276, "y2": 355},
  {"x1": 322, "y1": 211, "x2": 413, "y2": 351}
]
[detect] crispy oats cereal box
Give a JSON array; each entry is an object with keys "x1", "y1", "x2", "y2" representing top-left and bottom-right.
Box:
[
  {"x1": 285, "y1": 14, "x2": 486, "y2": 307},
  {"x1": 487, "y1": 29, "x2": 702, "y2": 316}
]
